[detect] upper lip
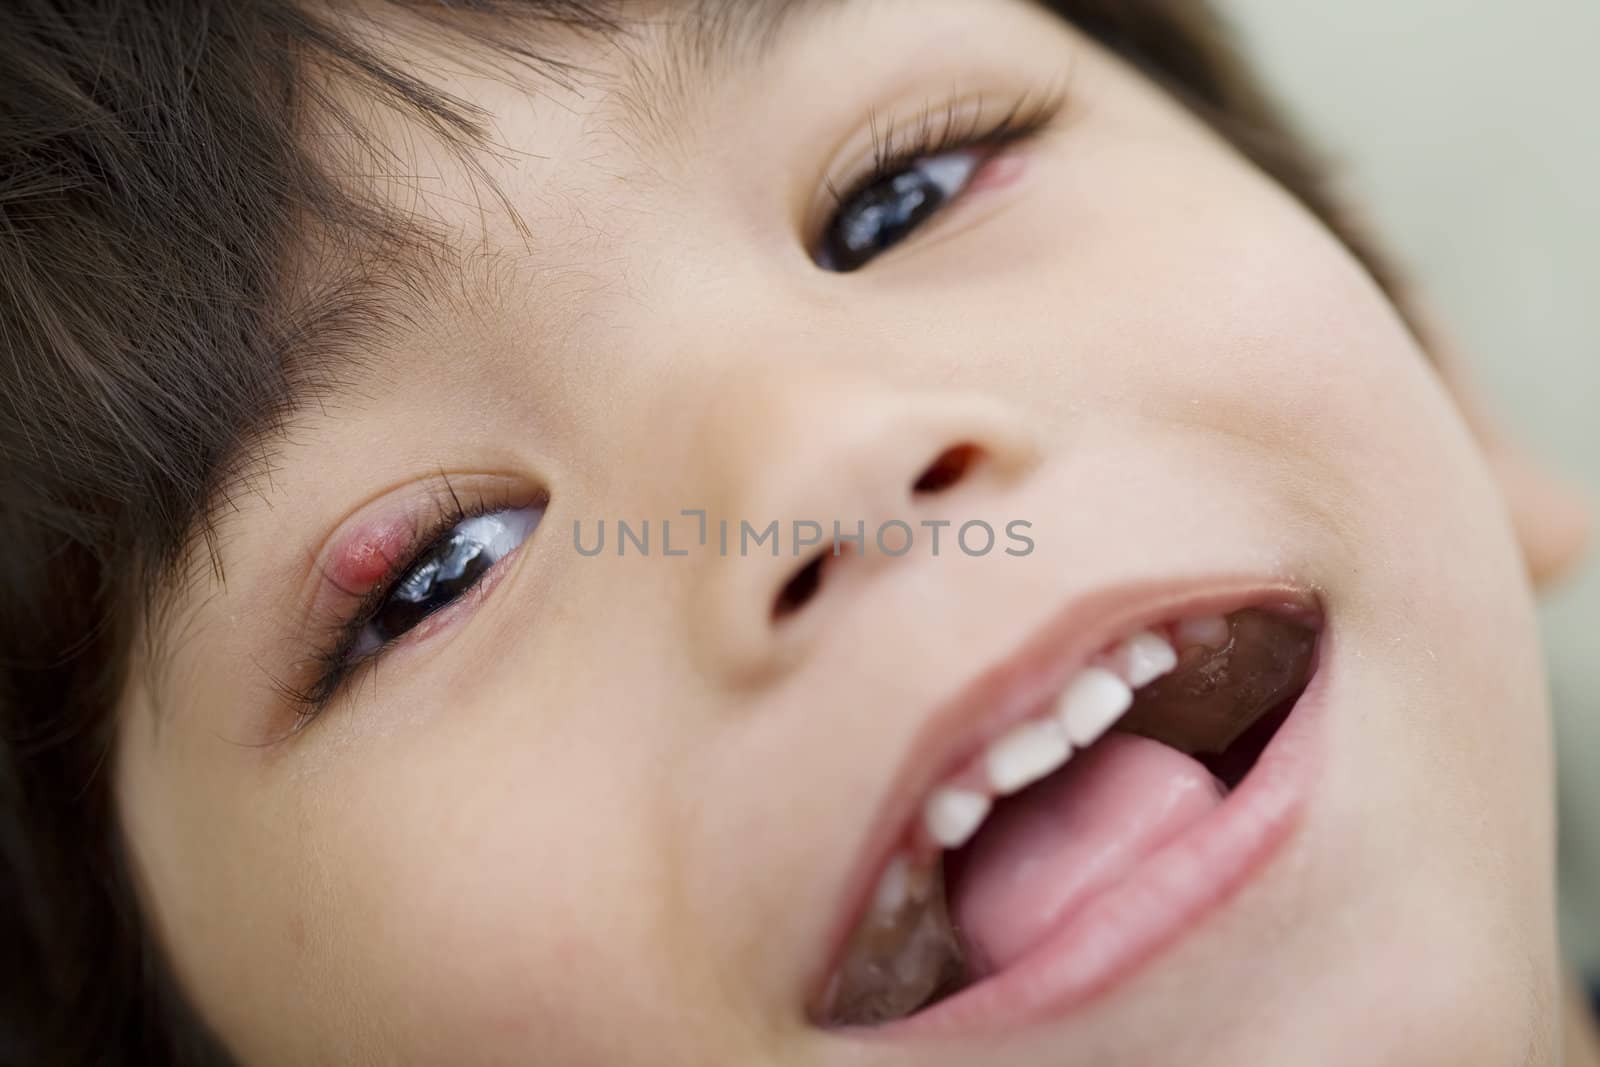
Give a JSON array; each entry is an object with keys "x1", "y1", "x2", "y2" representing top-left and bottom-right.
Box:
[{"x1": 807, "y1": 573, "x2": 1320, "y2": 1012}]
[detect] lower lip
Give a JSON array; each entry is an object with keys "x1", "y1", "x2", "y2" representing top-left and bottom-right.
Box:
[{"x1": 857, "y1": 632, "x2": 1334, "y2": 1039}]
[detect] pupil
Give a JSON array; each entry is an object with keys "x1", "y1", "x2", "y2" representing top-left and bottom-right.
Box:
[
  {"x1": 372, "y1": 532, "x2": 493, "y2": 642},
  {"x1": 824, "y1": 167, "x2": 949, "y2": 271}
]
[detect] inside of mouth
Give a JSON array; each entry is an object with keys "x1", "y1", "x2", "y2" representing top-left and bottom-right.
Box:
[{"x1": 815, "y1": 606, "x2": 1319, "y2": 1028}]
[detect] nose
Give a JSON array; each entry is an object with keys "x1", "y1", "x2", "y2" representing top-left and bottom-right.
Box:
[{"x1": 680, "y1": 373, "x2": 1045, "y2": 685}]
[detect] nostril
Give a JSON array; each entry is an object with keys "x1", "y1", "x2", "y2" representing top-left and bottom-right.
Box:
[
  {"x1": 773, "y1": 553, "x2": 826, "y2": 620},
  {"x1": 913, "y1": 442, "x2": 984, "y2": 495},
  {"x1": 770, "y1": 443, "x2": 989, "y2": 622}
]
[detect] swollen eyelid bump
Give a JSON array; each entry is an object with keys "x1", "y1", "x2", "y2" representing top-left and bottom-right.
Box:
[{"x1": 327, "y1": 515, "x2": 420, "y2": 592}]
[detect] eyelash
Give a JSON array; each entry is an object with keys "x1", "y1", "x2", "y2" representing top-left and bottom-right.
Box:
[
  {"x1": 824, "y1": 84, "x2": 1069, "y2": 218},
  {"x1": 278, "y1": 479, "x2": 528, "y2": 731}
]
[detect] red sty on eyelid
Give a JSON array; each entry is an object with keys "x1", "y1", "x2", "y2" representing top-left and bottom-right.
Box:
[{"x1": 325, "y1": 514, "x2": 418, "y2": 591}]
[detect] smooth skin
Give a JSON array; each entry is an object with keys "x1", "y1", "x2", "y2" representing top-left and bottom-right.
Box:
[{"x1": 114, "y1": 1, "x2": 1591, "y2": 1063}]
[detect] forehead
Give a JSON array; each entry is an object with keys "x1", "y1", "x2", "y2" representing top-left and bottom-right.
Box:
[{"x1": 296, "y1": 0, "x2": 1065, "y2": 327}]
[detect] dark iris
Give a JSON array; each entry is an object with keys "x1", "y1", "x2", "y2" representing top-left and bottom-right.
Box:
[
  {"x1": 820, "y1": 167, "x2": 952, "y2": 272},
  {"x1": 370, "y1": 532, "x2": 494, "y2": 643}
]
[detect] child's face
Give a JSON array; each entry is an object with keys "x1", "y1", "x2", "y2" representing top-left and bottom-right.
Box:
[{"x1": 114, "y1": 1, "x2": 1578, "y2": 1063}]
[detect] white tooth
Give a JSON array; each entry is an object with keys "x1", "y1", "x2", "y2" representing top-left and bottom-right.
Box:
[
  {"x1": 985, "y1": 718, "x2": 1071, "y2": 795},
  {"x1": 1056, "y1": 666, "x2": 1134, "y2": 748},
  {"x1": 923, "y1": 787, "x2": 992, "y2": 849},
  {"x1": 1110, "y1": 629, "x2": 1179, "y2": 688},
  {"x1": 1175, "y1": 614, "x2": 1230, "y2": 650},
  {"x1": 873, "y1": 853, "x2": 911, "y2": 919}
]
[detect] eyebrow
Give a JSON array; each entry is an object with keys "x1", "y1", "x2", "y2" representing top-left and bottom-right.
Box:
[{"x1": 600, "y1": 0, "x2": 843, "y2": 150}]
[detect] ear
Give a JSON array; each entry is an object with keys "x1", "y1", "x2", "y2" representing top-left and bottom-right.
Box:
[{"x1": 1413, "y1": 303, "x2": 1592, "y2": 589}]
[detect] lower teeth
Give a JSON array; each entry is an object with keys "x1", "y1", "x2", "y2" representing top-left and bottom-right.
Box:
[{"x1": 818, "y1": 860, "x2": 965, "y2": 1026}]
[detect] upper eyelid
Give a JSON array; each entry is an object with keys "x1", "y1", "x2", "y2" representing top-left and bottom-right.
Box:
[
  {"x1": 872, "y1": 90, "x2": 1064, "y2": 176},
  {"x1": 309, "y1": 501, "x2": 452, "y2": 628},
  {"x1": 305, "y1": 477, "x2": 524, "y2": 604},
  {"x1": 867, "y1": 95, "x2": 1039, "y2": 171}
]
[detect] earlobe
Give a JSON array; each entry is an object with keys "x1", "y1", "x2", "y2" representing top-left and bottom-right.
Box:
[{"x1": 1413, "y1": 305, "x2": 1593, "y2": 589}]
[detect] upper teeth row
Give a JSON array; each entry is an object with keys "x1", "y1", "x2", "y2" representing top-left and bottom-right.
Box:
[{"x1": 919, "y1": 615, "x2": 1229, "y2": 852}]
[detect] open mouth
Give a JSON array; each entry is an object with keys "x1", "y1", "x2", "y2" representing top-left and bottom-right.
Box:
[{"x1": 812, "y1": 599, "x2": 1323, "y2": 1031}]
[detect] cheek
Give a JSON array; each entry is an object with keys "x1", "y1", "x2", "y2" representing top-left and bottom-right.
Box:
[
  {"x1": 125, "y1": 663, "x2": 716, "y2": 1064},
  {"x1": 284, "y1": 706, "x2": 688, "y2": 1060},
  {"x1": 972, "y1": 84, "x2": 1536, "y2": 642}
]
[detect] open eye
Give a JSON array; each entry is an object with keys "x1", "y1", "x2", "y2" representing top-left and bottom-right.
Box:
[
  {"x1": 350, "y1": 507, "x2": 541, "y2": 659},
  {"x1": 817, "y1": 149, "x2": 984, "y2": 272}
]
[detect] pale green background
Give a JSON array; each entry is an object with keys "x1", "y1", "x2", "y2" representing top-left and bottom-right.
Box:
[{"x1": 1219, "y1": 0, "x2": 1600, "y2": 969}]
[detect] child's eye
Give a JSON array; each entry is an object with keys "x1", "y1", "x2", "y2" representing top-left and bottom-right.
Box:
[
  {"x1": 817, "y1": 149, "x2": 984, "y2": 272},
  {"x1": 349, "y1": 508, "x2": 540, "y2": 660},
  {"x1": 286, "y1": 494, "x2": 545, "y2": 730},
  {"x1": 811, "y1": 88, "x2": 1067, "y2": 273}
]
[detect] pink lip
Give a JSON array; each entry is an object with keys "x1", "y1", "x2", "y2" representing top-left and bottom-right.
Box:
[{"x1": 809, "y1": 575, "x2": 1327, "y2": 1036}]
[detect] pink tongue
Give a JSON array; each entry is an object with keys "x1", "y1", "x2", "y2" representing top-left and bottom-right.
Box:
[{"x1": 949, "y1": 733, "x2": 1225, "y2": 976}]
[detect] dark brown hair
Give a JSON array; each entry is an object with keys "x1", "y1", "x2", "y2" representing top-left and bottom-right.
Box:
[{"x1": 0, "y1": 2, "x2": 1415, "y2": 1063}]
